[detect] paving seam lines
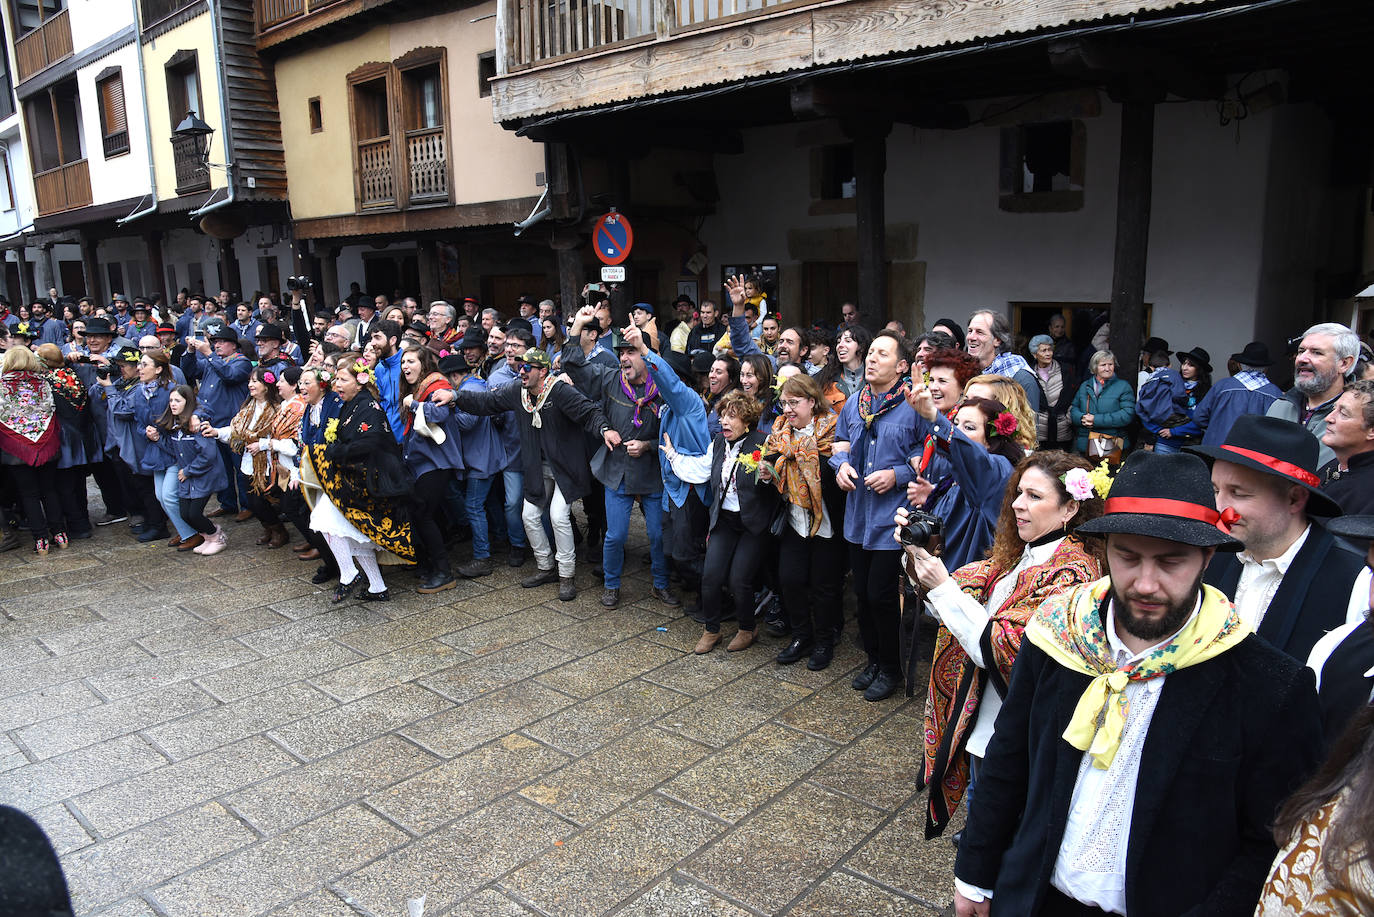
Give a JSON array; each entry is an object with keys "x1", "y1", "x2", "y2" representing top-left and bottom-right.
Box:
[{"x1": 831, "y1": 864, "x2": 949, "y2": 912}]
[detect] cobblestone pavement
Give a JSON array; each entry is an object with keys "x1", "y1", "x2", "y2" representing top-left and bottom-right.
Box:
[{"x1": 0, "y1": 513, "x2": 961, "y2": 916}]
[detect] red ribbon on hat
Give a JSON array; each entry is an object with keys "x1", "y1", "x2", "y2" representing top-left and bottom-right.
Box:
[
  {"x1": 1218, "y1": 445, "x2": 1320, "y2": 487},
  {"x1": 1103, "y1": 497, "x2": 1241, "y2": 533}
]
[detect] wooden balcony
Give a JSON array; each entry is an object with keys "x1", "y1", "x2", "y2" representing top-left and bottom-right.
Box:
[
  {"x1": 357, "y1": 137, "x2": 395, "y2": 208},
  {"x1": 405, "y1": 128, "x2": 448, "y2": 204},
  {"x1": 491, "y1": 0, "x2": 1199, "y2": 123},
  {"x1": 13, "y1": 8, "x2": 73, "y2": 83},
  {"x1": 255, "y1": 0, "x2": 349, "y2": 32},
  {"x1": 33, "y1": 159, "x2": 91, "y2": 216},
  {"x1": 172, "y1": 134, "x2": 211, "y2": 195}
]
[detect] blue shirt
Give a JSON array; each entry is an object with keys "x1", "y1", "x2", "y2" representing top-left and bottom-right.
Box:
[
  {"x1": 188, "y1": 351, "x2": 252, "y2": 425},
  {"x1": 452, "y1": 375, "x2": 508, "y2": 478},
  {"x1": 1195, "y1": 373, "x2": 1282, "y2": 446},
  {"x1": 924, "y1": 412, "x2": 1014, "y2": 571},
  {"x1": 646, "y1": 350, "x2": 711, "y2": 509},
  {"x1": 829, "y1": 389, "x2": 922, "y2": 551},
  {"x1": 1136, "y1": 366, "x2": 1186, "y2": 433},
  {"x1": 373, "y1": 350, "x2": 405, "y2": 444},
  {"x1": 170, "y1": 427, "x2": 228, "y2": 499},
  {"x1": 487, "y1": 361, "x2": 523, "y2": 468}
]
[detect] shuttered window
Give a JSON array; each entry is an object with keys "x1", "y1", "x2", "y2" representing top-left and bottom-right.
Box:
[{"x1": 97, "y1": 71, "x2": 129, "y2": 158}]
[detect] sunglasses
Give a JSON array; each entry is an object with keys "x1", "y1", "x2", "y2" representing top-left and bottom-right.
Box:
[{"x1": 518, "y1": 363, "x2": 543, "y2": 373}]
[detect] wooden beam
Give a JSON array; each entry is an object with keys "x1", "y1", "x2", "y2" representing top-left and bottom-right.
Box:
[
  {"x1": 791, "y1": 81, "x2": 967, "y2": 129},
  {"x1": 1107, "y1": 99, "x2": 1154, "y2": 392},
  {"x1": 1047, "y1": 37, "x2": 1224, "y2": 101},
  {"x1": 848, "y1": 119, "x2": 891, "y2": 325}
]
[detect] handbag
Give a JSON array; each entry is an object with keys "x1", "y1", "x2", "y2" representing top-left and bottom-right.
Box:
[{"x1": 1088, "y1": 431, "x2": 1124, "y2": 464}]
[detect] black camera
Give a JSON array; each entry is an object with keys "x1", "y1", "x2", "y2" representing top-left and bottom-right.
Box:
[
  {"x1": 898, "y1": 509, "x2": 944, "y2": 552},
  {"x1": 286, "y1": 276, "x2": 313, "y2": 291},
  {"x1": 95, "y1": 364, "x2": 114, "y2": 379}
]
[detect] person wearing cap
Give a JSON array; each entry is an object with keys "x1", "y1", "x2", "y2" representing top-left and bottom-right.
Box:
[
  {"x1": 514, "y1": 296, "x2": 541, "y2": 346},
  {"x1": 1192, "y1": 341, "x2": 1283, "y2": 446},
  {"x1": 155, "y1": 322, "x2": 187, "y2": 368},
  {"x1": 628, "y1": 302, "x2": 660, "y2": 353},
  {"x1": 0, "y1": 297, "x2": 18, "y2": 331},
  {"x1": 28, "y1": 301, "x2": 68, "y2": 349},
  {"x1": 351, "y1": 296, "x2": 381, "y2": 350},
  {"x1": 668, "y1": 296, "x2": 695, "y2": 355},
  {"x1": 34, "y1": 343, "x2": 95, "y2": 540},
  {"x1": 1153, "y1": 346, "x2": 1211, "y2": 451},
  {"x1": 1317, "y1": 379, "x2": 1374, "y2": 516},
  {"x1": 1267, "y1": 322, "x2": 1361, "y2": 468},
  {"x1": 1191, "y1": 414, "x2": 1364, "y2": 663},
  {"x1": 182, "y1": 322, "x2": 252, "y2": 519},
  {"x1": 446, "y1": 345, "x2": 615, "y2": 602},
  {"x1": 1135, "y1": 335, "x2": 1171, "y2": 388},
  {"x1": 952, "y1": 450, "x2": 1323, "y2": 917},
  {"x1": 560, "y1": 309, "x2": 678, "y2": 609}
]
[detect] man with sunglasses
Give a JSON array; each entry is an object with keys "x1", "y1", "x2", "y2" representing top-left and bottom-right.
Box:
[{"x1": 441, "y1": 347, "x2": 615, "y2": 601}]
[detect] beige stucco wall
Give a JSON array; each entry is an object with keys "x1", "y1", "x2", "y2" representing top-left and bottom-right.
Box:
[
  {"x1": 277, "y1": 5, "x2": 543, "y2": 221},
  {"x1": 142, "y1": 9, "x2": 228, "y2": 198}
]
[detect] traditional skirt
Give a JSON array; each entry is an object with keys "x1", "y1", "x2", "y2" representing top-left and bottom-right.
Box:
[{"x1": 303, "y1": 444, "x2": 414, "y2": 562}]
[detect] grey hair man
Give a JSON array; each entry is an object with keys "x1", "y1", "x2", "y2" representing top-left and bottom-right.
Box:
[
  {"x1": 1267, "y1": 321, "x2": 1361, "y2": 466},
  {"x1": 965, "y1": 308, "x2": 1041, "y2": 412}
]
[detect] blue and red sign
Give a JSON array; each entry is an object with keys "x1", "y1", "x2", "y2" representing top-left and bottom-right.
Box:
[{"x1": 593, "y1": 211, "x2": 634, "y2": 266}]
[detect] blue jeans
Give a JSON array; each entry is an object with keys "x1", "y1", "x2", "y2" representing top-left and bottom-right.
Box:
[
  {"x1": 215, "y1": 440, "x2": 240, "y2": 512},
  {"x1": 464, "y1": 475, "x2": 494, "y2": 559},
  {"x1": 153, "y1": 467, "x2": 195, "y2": 539},
  {"x1": 603, "y1": 485, "x2": 667, "y2": 590},
  {"x1": 1152, "y1": 437, "x2": 1181, "y2": 454},
  {"x1": 502, "y1": 468, "x2": 526, "y2": 548}
]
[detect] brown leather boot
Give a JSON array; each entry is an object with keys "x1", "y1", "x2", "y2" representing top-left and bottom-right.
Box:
[
  {"x1": 267, "y1": 524, "x2": 290, "y2": 549},
  {"x1": 255, "y1": 525, "x2": 274, "y2": 545},
  {"x1": 694, "y1": 630, "x2": 722, "y2": 654},
  {"x1": 726, "y1": 629, "x2": 756, "y2": 652}
]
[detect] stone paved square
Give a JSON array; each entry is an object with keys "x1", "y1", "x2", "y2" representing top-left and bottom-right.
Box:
[{"x1": 0, "y1": 514, "x2": 960, "y2": 916}]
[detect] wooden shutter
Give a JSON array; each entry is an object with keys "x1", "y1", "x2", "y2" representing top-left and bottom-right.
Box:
[{"x1": 99, "y1": 74, "x2": 126, "y2": 137}]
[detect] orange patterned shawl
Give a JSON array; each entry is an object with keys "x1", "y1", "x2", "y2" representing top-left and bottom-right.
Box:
[{"x1": 918, "y1": 534, "x2": 1100, "y2": 838}]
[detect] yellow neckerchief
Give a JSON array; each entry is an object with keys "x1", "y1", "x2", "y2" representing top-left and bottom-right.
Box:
[{"x1": 1026, "y1": 576, "x2": 1248, "y2": 769}]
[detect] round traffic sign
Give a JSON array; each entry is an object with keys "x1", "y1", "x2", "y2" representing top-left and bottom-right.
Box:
[{"x1": 593, "y1": 212, "x2": 634, "y2": 266}]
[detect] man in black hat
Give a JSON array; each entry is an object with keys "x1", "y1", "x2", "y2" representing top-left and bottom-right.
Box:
[
  {"x1": 254, "y1": 323, "x2": 295, "y2": 369},
  {"x1": 1134, "y1": 336, "x2": 1171, "y2": 388},
  {"x1": 444, "y1": 347, "x2": 614, "y2": 601},
  {"x1": 1306, "y1": 514, "x2": 1374, "y2": 740},
  {"x1": 953, "y1": 450, "x2": 1322, "y2": 917},
  {"x1": 183, "y1": 322, "x2": 252, "y2": 519},
  {"x1": 1192, "y1": 341, "x2": 1283, "y2": 446},
  {"x1": 561, "y1": 310, "x2": 678, "y2": 609},
  {"x1": 1191, "y1": 414, "x2": 1364, "y2": 662}
]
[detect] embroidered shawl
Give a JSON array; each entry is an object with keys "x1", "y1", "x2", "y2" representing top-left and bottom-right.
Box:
[
  {"x1": 919, "y1": 534, "x2": 1101, "y2": 838},
  {"x1": 0, "y1": 371, "x2": 60, "y2": 466},
  {"x1": 764, "y1": 412, "x2": 837, "y2": 537}
]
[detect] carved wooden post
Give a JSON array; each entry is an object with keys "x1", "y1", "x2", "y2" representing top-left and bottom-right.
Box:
[{"x1": 849, "y1": 119, "x2": 892, "y2": 324}]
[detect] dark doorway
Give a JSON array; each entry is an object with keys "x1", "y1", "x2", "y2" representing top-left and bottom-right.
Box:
[
  {"x1": 363, "y1": 251, "x2": 418, "y2": 301},
  {"x1": 59, "y1": 259, "x2": 86, "y2": 298}
]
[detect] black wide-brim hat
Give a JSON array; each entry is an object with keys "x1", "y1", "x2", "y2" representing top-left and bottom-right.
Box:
[
  {"x1": 1327, "y1": 515, "x2": 1374, "y2": 546},
  {"x1": 83, "y1": 317, "x2": 116, "y2": 336},
  {"x1": 1230, "y1": 341, "x2": 1273, "y2": 367},
  {"x1": 457, "y1": 327, "x2": 487, "y2": 351},
  {"x1": 1187, "y1": 414, "x2": 1342, "y2": 517},
  {"x1": 255, "y1": 323, "x2": 285, "y2": 342},
  {"x1": 1076, "y1": 451, "x2": 1243, "y2": 549},
  {"x1": 1178, "y1": 347, "x2": 1212, "y2": 374}
]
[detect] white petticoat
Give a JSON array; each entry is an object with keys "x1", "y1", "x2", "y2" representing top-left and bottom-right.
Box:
[{"x1": 309, "y1": 489, "x2": 371, "y2": 545}]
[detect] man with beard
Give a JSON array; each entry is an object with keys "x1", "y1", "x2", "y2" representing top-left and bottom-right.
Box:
[
  {"x1": 1193, "y1": 414, "x2": 1363, "y2": 663},
  {"x1": 561, "y1": 309, "x2": 679, "y2": 609},
  {"x1": 952, "y1": 451, "x2": 1322, "y2": 917},
  {"x1": 368, "y1": 320, "x2": 405, "y2": 444},
  {"x1": 1267, "y1": 322, "x2": 1359, "y2": 467}
]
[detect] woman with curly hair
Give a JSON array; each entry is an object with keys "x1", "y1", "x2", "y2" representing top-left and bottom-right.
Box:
[
  {"x1": 964, "y1": 374, "x2": 1038, "y2": 454},
  {"x1": 699, "y1": 352, "x2": 740, "y2": 438},
  {"x1": 738, "y1": 353, "x2": 778, "y2": 432},
  {"x1": 833, "y1": 325, "x2": 872, "y2": 399},
  {"x1": 898, "y1": 451, "x2": 1104, "y2": 837},
  {"x1": 305, "y1": 355, "x2": 414, "y2": 602}
]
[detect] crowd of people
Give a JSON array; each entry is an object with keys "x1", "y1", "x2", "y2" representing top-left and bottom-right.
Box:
[{"x1": 1, "y1": 278, "x2": 1373, "y2": 915}]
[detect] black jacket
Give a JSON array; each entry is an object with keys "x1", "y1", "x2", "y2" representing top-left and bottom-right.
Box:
[
  {"x1": 955, "y1": 632, "x2": 1322, "y2": 917},
  {"x1": 562, "y1": 347, "x2": 665, "y2": 495},
  {"x1": 708, "y1": 429, "x2": 779, "y2": 534},
  {"x1": 452, "y1": 380, "x2": 608, "y2": 504},
  {"x1": 1318, "y1": 451, "x2": 1374, "y2": 516},
  {"x1": 1204, "y1": 523, "x2": 1364, "y2": 662}
]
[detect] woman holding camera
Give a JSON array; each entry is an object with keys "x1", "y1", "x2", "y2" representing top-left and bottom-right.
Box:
[
  {"x1": 104, "y1": 347, "x2": 169, "y2": 541},
  {"x1": 897, "y1": 450, "x2": 1104, "y2": 838}
]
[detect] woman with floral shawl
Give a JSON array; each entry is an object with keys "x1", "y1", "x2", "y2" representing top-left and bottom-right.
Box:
[
  {"x1": 0, "y1": 345, "x2": 63, "y2": 554},
  {"x1": 762, "y1": 372, "x2": 846, "y2": 671},
  {"x1": 899, "y1": 450, "x2": 1105, "y2": 838}
]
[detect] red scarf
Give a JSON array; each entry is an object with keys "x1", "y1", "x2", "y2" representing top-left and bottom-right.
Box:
[{"x1": 404, "y1": 372, "x2": 452, "y2": 436}]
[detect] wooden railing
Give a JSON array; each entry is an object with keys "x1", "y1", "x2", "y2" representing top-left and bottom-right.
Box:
[
  {"x1": 504, "y1": 0, "x2": 812, "y2": 68},
  {"x1": 255, "y1": 0, "x2": 348, "y2": 31},
  {"x1": 405, "y1": 128, "x2": 447, "y2": 203},
  {"x1": 141, "y1": 0, "x2": 198, "y2": 25},
  {"x1": 33, "y1": 159, "x2": 91, "y2": 216},
  {"x1": 172, "y1": 134, "x2": 211, "y2": 194},
  {"x1": 13, "y1": 8, "x2": 73, "y2": 82},
  {"x1": 357, "y1": 138, "x2": 395, "y2": 208}
]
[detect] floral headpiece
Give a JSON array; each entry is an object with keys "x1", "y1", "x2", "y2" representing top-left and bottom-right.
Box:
[
  {"x1": 313, "y1": 368, "x2": 333, "y2": 384},
  {"x1": 987, "y1": 411, "x2": 1018, "y2": 439},
  {"x1": 262, "y1": 370, "x2": 277, "y2": 385},
  {"x1": 1061, "y1": 461, "x2": 1113, "y2": 501},
  {"x1": 439, "y1": 349, "x2": 450, "y2": 358},
  {"x1": 350, "y1": 359, "x2": 372, "y2": 383},
  {"x1": 14, "y1": 322, "x2": 33, "y2": 337}
]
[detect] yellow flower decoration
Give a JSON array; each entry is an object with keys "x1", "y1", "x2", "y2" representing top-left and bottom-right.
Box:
[
  {"x1": 324, "y1": 418, "x2": 340, "y2": 444},
  {"x1": 1086, "y1": 458, "x2": 1115, "y2": 499}
]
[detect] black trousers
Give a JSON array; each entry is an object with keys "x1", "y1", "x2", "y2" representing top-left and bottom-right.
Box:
[
  {"x1": 8, "y1": 461, "x2": 64, "y2": 541},
  {"x1": 849, "y1": 543, "x2": 902, "y2": 674},
  {"x1": 777, "y1": 525, "x2": 844, "y2": 646},
  {"x1": 1039, "y1": 886, "x2": 1112, "y2": 917},
  {"x1": 53, "y1": 467, "x2": 91, "y2": 536},
  {"x1": 180, "y1": 495, "x2": 217, "y2": 535},
  {"x1": 279, "y1": 486, "x2": 327, "y2": 553},
  {"x1": 89, "y1": 458, "x2": 128, "y2": 517},
  {"x1": 244, "y1": 485, "x2": 283, "y2": 527},
  {"x1": 700, "y1": 510, "x2": 769, "y2": 633},
  {"x1": 663, "y1": 490, "x2": 707, "y2": 578},
  {"x1": 411, "y1": 468, "x2": 453, "y2": 575},
  {"x1": 114, "y1": 462, "x2": 163, "y2": 528}
]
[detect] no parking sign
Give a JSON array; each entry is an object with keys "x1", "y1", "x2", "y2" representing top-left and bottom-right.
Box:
[{"x1": 593, "y1": 211, "x2": 634, "y2": 266}]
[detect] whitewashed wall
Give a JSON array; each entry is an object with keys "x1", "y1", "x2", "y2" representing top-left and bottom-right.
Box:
[{"x1": 78, "y1": 41, "x2": 153, "y2": 207}]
